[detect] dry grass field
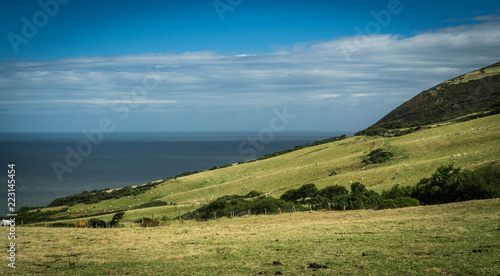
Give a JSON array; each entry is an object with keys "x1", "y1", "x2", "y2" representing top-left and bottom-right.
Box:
[{"x1": 4, "y1": 198, "x2": 500, "y2": 275}]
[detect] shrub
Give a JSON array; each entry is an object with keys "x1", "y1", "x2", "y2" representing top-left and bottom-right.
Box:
[
  {"x1": 110, "y1": 212, "x2": 125, "y2": 227},
  {"x1": 411, "y1": 164, "x2": 461, "y2": 204},
  {"x1": 331, "y1": 194, "x2": 350, "y2": 210},
  {"x1": 451, "y1": 165, "x2": 500, "y2": 201},
  {"x1": 139, "y1": 217, "x2": 160, "y2": 227},
  {"x1": 135, "y1": 200, "x2": 168, "y2": 209},
  {"x1": 313, "y1": 185, "x2": 349, "y2": 209},
  {"x1": 411, "y1": 164, "x2": 500, "y2": 205},
  {"x1": 363, "y1": 149, "x2": 393, "y2": 164},
  {"x1": 296, "y1": 184, "x2": 319, "y2": 203},
  {"x1": 382, "y1": 184, "x2": 412, "y2": 199},
  {"x1": 350, "y1": 182, "x2": 368, "y2": 195},
  {"x1": 379, "y1": 197, "x2": 420, "y2": 209},
  {"x1": 182, "y1": 195, "x2": 297, "y2": 220},
  {"x1": 319, "y1": 185, "x2": 348, "y2": 198},
  {"x1": 280, "y1": 189, "x2": 300, "y2": 203},
  {"x1": 245, "y1": 190, "x2": 263, "y2": 198},
  {"x1": 47, "y1": 183, "x2": 162, "y2": 207}
]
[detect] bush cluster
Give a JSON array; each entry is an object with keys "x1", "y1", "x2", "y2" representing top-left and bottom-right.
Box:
[
  {"x1": 362, "y1": 149, "x2": 394, "y2": 164},
  {"x1": 181, "y1": 195, "x2": 299, "y2": 221},
  {"x1": 110, "y1": 212, "x2": 125, "y2": 227},
  {"x1": 47, "y1": 182, "x2": 159, "y2": 207},
  {"x1": 178, "y1": 163, "x2": 499, "y2": 222},
  {"x1": 411, "y1": 164, "x2": 500, "y2": 205},
  {"x1": 281, "y1": 182, "x2": 397, "y2": 210},
  {"x1": 277, "y1": 164, "x2": 499, "y2": 212},
  {"x1": 135, "y1": 200, "x2": 169, "y2": 209}
]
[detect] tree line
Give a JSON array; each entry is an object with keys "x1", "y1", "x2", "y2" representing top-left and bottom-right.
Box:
[{"x1": 181, "y1": 163, "x2": 500, "y2": 220}]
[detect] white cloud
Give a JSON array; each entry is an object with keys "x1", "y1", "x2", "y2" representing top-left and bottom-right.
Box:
[
  {"x1": 448, "y1": 13, "x2": 500, "y2": 22},
  {"x1": 472, "y1": 14, "x2": 500, "y2": 21},
  {"x1": 1, "y1": 21, "x2": 499, "y2": 130}
]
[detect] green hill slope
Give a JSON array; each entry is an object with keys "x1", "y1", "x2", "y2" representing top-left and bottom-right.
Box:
[
  {"x1": 25, "y1": 114, "x2": 500, "y2": 225},
  {"x1": 373, "y1": 61, "x2": 500, "y2": 127}
]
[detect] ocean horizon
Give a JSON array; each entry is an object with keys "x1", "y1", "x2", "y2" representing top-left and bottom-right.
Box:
[{"x1": 0, "y1": 131, "x2": 352, "y2": 215}]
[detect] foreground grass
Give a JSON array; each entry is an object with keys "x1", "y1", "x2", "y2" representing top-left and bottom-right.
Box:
[{"x1": 5, "y1": 199, "x2": 500, "y2": 275}]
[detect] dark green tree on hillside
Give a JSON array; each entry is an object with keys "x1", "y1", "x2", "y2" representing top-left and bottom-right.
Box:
[
  {"x1": 280, "y1": 189, "x2": 300, "y2": 203},
  {"x1": 452, "y1": 165, "x2": 500, "y2": 201},
  {"x1": 382, "y1": 184, "x2": 412, "y2": 199},
  {"x1": 296, "y1": 184, "x2": 319, "y2": 203},
  {"x1": 318, "y1": 185, "x2": 348, "y2": 199},
  {"x1": 350, "y1": 182, "x2": 368, "y2": 195},
  {"x1": 312, "y1": 185, "x2": 349, "y2": 210},
  {"x1": 411, "y1": 164, "x2": 500, "y2": 205},
  {"x1": 411, "y1": 164, "x2": 461, "y2": 204},
  {"x1": 110, "y1": 212, "x2": 125, "y2": 227}
]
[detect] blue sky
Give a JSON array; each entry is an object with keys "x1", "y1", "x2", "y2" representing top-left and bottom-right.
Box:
[{"x1": 0, "y1": 0, "x2": 499, "y2": 133}]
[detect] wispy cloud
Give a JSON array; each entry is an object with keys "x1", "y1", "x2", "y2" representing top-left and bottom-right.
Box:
[
  {"x1": 447, "y1": 13, "x2": 500, "y2": 22},
  {"x1": 1, "y1": 21, "x2": 499, "y2": 130},
  {"x1": 471, "y1": 14, "x2": 500, "y2": 21}
]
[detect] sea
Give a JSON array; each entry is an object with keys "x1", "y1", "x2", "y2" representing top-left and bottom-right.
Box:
[{"x1": 0, "y1": 131, "x2": 350, "y2": 215}]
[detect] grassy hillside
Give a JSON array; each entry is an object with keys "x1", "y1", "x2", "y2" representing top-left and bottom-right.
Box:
[
  {"x1": 6, "y1": 199, "x2": 500, "y2": 275},
  {"x1": 371, "y1": 61, "x2": 500, "y2": 128},
  {"x1": 25, "y1": 113, "x2": 500, "y2": 225}
]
